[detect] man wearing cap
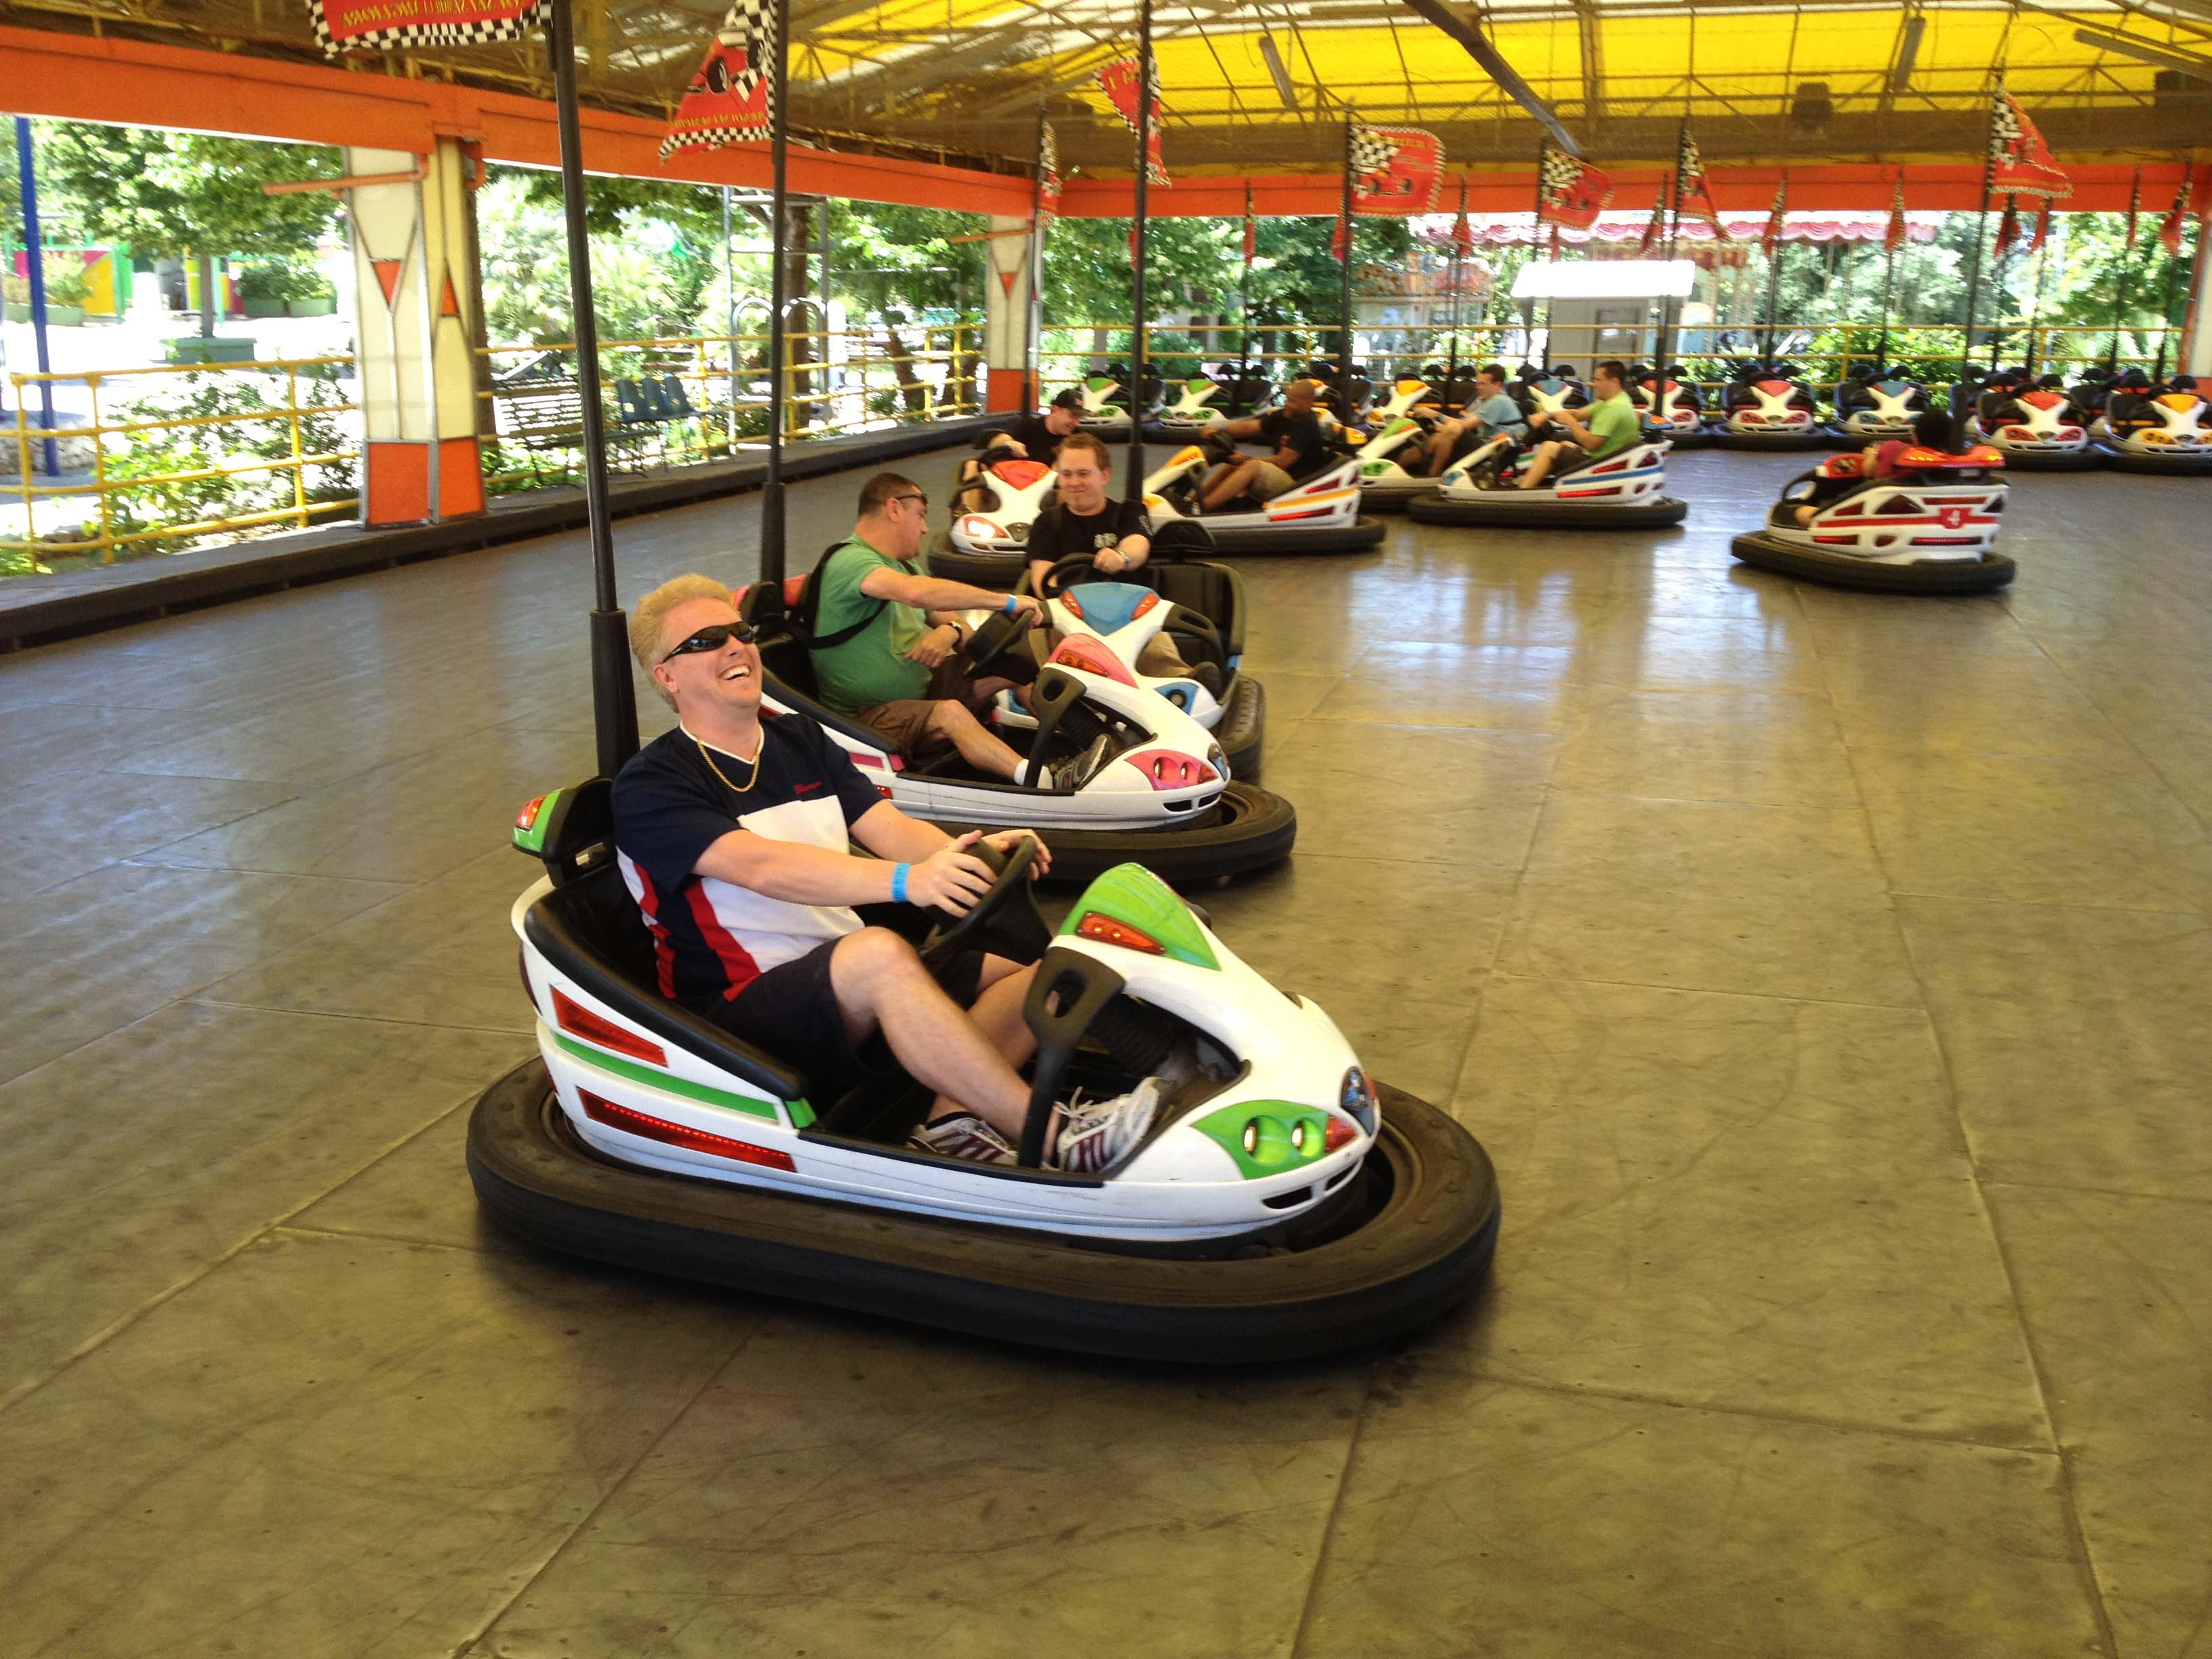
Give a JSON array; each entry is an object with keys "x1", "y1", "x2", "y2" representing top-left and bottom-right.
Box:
[{"x1": 958, "y1": 390, "x2": 1086, "y2": 514}]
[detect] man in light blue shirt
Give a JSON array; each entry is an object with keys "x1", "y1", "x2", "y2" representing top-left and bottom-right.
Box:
[{"x1": 1421, "y1": 364, "x2": 1529, "y2": 475}]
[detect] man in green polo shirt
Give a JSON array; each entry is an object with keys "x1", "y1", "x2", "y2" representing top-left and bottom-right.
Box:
[
  {"x1": 812, "y1": 472, "x2": 1089, "y2": 785},
  {"x1": 1517, "y1": 359, "x2": 1641, "y2": 491}
]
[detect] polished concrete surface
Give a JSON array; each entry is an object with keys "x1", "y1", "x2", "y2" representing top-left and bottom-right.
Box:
[{"x1": 3, "y1": 447, "x2": 2209, "y2": 1657}]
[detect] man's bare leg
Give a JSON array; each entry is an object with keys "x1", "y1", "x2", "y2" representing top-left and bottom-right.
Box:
[
  {"x1": 1202, "y1": 458, "x2": 1261, "y2": 510},
  {"x1": 927, "y1": 699, "x2": 1027, "y2": 779},
  {"x1": 1425, "y1": 419, "x2": 1466, "y2": 474},
  {"x1": 1518, "y1": 440, "x2": 1562, "y2": 490},
  {"x1": 830, "y1": 930, "x2": 1029, "y2": 1139}
]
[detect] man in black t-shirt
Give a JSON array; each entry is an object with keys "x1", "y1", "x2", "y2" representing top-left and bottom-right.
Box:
[
  {"x1": 609, "y1": 573, "x2": 1163, "y2": 1173},
  {"x1": 956, "y1": 388, "x2": 1086, "y2": 513},
  {"x1": 1022, "y1": 432, "x2": 1189, "y2": 679},
  {"x1": 1197, "y1": 378, "x2": 1332, "y2": 510}
]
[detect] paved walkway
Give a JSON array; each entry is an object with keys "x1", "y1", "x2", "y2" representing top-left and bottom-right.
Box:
[{"x1": 3, "y1": 446, "x2": 2207, "y2": 1657}]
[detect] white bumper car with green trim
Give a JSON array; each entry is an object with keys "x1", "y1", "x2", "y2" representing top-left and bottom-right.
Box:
[{"x1": 470, "y1": 787, "x2": 1500, "y2": 1363}]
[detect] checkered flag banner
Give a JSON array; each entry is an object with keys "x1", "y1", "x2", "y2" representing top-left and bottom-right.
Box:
[
  {"x1": 1637, "y1": 191, "x2": 1665, "y2": 254},
  {"x1": 310, "y1": 0, "x2": 545, "y2": 55},
  {"x1": 1350, "y1": 125, "x2": 1444, "y2": 214},
  {"x1": 1885, "y1": 176, "x2": 1908, "y2": 254},
  {"x1": 1099, "y1": 57, "x2": 1169, "y2": 186},
  {"x1": 2124, "y1": 168, "x2": 2142, "y2": 251},
  {"x1": 1535, "y1": 142, "x2": 1610, "y2": 230},
  {"x1": 661, "y1": 0, "x2": 775, "y2": 157},
  {"x1": 2160, "y1": 167, "x2": 2194, "y2": 259},
  {"x1": 1676, "y1": 125, "x2": 1727, "y2": 241},
  {"x1": 1037, "y1": 123, "x2": 1062, "y2": 226},
  {"x1": 1988, "y1": 86, "x2": 2071, "y2": 201},
  {"x1": 1761, "y1": 176, "x2": 1788, "y2": 254}
]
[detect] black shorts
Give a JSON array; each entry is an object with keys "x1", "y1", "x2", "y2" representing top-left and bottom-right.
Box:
[{"x1": 701, "y1": 934, "x2": 986, "y2": 1109}]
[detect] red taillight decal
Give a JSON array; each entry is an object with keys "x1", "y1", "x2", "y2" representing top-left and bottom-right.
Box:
[
  {"x1": 1075, "y1": 912, "x2": 1165, "y2": 954},
  {"x1": 1324, "y1": 1117, "x2": 1358, "y2": 1153},
  {"x1": 577, "y1": 1089, "x2": 796, "y2": 1170},
  {"x1": 1060, "y1": 591, "x2": 1086, "y2": 620},
  {"x1": 1048, "y1": 634, "x2": 1137, "y2": 687},
  {"x1": 515, "y1": 795, "x2": 546, "y2": 832},
  {"x1": 552, "y1": 987, "x2": 668, "y2": 1066}
]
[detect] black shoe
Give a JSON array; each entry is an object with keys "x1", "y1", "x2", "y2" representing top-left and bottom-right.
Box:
[
  {"x1": 1051, "y1": 735, "x2": 1115, "y2": 791},
  {"x1": 1190, "y1": 661, "x2": 1225, "y2": 697}
]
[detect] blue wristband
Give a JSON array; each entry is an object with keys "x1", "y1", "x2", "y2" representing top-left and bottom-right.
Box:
[
  {"x1": 1001, "y1": 594, "x2": 1019, "y2": 615},
  {"x1": 890, "y1": 863, "x2": 911, "y2": 904}
]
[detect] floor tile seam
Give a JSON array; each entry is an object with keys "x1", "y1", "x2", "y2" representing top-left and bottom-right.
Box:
[
  {"x1": 1881, "y1": 886, "x2": 2212, "y2": 919},
  {"x1": 19, "y1": 798, "x2": 325, "y2": 899},
  {"x1": 455, "y1": 1324, "x2": 769, "y2": 1656},
  {"x1": 1452, "y1": 1368, "x2": 2062, "y2": 1457},
  {"x1": 274, "y1": 1221, "x2": 483, "y2": 1254},
  {"x1": 1283, "y1": 1365, "x2": 1376, "y2": 1659},
  {"x1": 127, "y1": 849, "x2": 496, "y2": 885},
  {"x1": 181, "y1": 994, "x2": 535, "y2": 1039},
  {"x1": 1484, "y1": 966, "x2": 1927, "y2": 1015},
  {"x1": 2023, "y1": 624, "x2": 2212, "y2": 839},
  {"x1": 1884, "y1": 888, "x2": 2123, "y2": 1658},
  {"x1": 0, "y1": 1073, "x2": 498, "y2": 1419},
  {"x1": 1977, "y1": 1176, "x2": 2212, "y2": 1210}
]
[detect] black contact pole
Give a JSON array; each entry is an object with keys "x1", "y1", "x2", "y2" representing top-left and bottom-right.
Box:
[
  {"x1": 1027, "y1": 105, "x2": 1047, "y2": 408},
  {"x1": 1957, "y1": 89, "x2": 2000, "y2": 403},
  {"x1": 1443, "y1": 175, "x2": 1466, "y2": 401},
  {"x1": 1126, "y1": 0, "x2": 1155, "y2": 498},
  {"x1": 548, "y1": 0, "x2": 639, "y2": 774},
  {"x1": 760, "y1": 0, "x2": 794, "y2": 584},
  {"x1": 1528, "y1": 140, "x2": 1549, "y2": 370},
  {"x1": 1761, "y1": 209, "x2": 1784, "y2": 366},
  {"x1": 1239, "y1": 182, "x2": 1255, "y2": 392},
  {"x1": 1656, "y1": 123, "x2": 1687, "y2": 375},
  {"x1": 1338, "y1": 119, "x2": 1357, "y2": 415},
  {"x1": 1988, "y1": 194, "x2": 2018, "y2": 370},
  {"x1": 1877, "y1": 198, "x2": 1899, "y2": 365}
]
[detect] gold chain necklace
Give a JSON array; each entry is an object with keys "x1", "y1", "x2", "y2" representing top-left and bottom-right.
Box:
[{"x1": 694, "y1": 731, "x2": 764, "y2": 794}]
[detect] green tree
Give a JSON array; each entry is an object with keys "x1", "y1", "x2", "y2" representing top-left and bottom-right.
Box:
[{"x1": 30, "y1": 122, "x2": 342, "y2": 335}]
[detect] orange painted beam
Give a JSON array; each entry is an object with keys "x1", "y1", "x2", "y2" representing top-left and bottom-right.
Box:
[
  {"x1": 1060, "y1": 163, "x2": 2199, "y2": 218},
  {"x1": 0, "y1": 23, "x2": 1033, "y2": 214}
]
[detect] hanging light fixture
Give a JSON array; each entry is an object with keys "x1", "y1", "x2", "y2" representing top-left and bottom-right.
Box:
[
  {"x1": 1257, "y1": 33, "x2": 1300, "y2": 111},
  {"x1": 2074, "y1": 26, "x2": 2212, "y2": 83},
  {"x1": 1889, "y1": 12, "x2": 1927, "y2": 91}
]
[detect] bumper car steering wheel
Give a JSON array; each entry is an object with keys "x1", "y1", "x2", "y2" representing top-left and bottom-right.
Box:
[
  {"x1": 956, "y1": 610, "x2": 1040, "y2": 685},
  {"x1": 918, "y1": 833, "x2": 1050, "y2": 968},
  {"x1": 1038, "y1": 554, "x2": 1229, "y2": 674}
]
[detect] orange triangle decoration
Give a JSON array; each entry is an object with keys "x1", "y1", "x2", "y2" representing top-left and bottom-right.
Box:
[
  {"x1": 438, "y1": 267, "x2": 462, "y2": 319},
  {"x1": 372, "y1": 259, "x2": 404, "y2": 310},
  {"x1": 998, "y1": 270, "x2": 1017, "y2": 297}
]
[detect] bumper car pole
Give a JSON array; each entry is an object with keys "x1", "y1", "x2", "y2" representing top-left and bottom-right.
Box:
[
  {"x1": 1337, "y1": 120, "x2": 1355, "y2": 418},
  {"x1": 758, "y1": 0, "x2": 793, "y2": 589},
  {"x1": 1124, "y1": 0, "x2": 1155, "y2": 502},
  {"x1": 547, "y1": 0, "x2": 640, "y2": 775},
  {"x1": 1952, "y1": 99, "x2": 1999, "y2": 413}
]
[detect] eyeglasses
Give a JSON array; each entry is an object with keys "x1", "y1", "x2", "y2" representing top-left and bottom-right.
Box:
[
  {"x1": 659, "y1": 621, "x2": 758, "y2": 665},
  {"x1": 890, "y1": 492, "x2": 928, "y2": 513}
]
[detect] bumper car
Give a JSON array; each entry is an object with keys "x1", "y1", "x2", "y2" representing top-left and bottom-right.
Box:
[
  {"x1": 469, "y1": 811, "x2": 1500, "y2": 1364},
  {"x1": 998, "y1": 552, "x2": 1265, "y2": 781},
  {"x1": 1143, "y1": 436, "x2": 1386, "y2": 556},
  {"x1": 1630, "y1": 363, "x2": 1710, "y2": 449},
  {"x1": 737, "y1": 581, "x2": 1296, "y2": 884},
  {"x1": 1067, "y1": 374, "x2": 1133, "y2": 440},
  {"x1": 1829, "y1": 365, "x2": 1933, "y2": 447},
  {"x1": 1368, "y1": 375, "x2": 1439, "y2": 427},
  {"x1": 928, "y1": 451, "x2": 1058, "y2": 587},
  {"x1": 1408, "y1": 431, "x2": 1686, "y2": 529},
  {"x1": 1715, "y1": 360, "x2": 1826, "y2": 449},
  {"x1": 1511, "y1": 365, "x2": 1589, "y2": 425},
  {"x1": 1730, "y1": 443, "x2": 2015, "y2": 593},
  {"x1": 1144, "y1": 371, "x2": 1232, "y2": 443},
  {"x1": 2092, "y1": 372, "x2": 2212, "y2": 474},
  {"x1": 1351, "y1": 413, "x2": 1445, "y2": 512},
  {"x1": 1309, "y1": 361, "x2": 1374, "y2": 425},
  {"x1": 1961, "y1": 367, "x2": 2102, "y2": 471}
]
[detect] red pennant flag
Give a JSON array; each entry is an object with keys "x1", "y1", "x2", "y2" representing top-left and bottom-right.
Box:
[
  {"x1": 2160, "y1": 168, "x2": 2192, "y2": 259},
  {"x1": 1536, "y1": 144, "x2": 1610, "y2": 230},
  {"x1": 1676, "y1": 127, "x2": 1727, "y2": 241},
  {"x1": 310, "y1": 0, "x2": 544, "y2": 54},
  {"x1": 2024, "y1": 199, "x2": 2054, "y2": 255},
  {"x1": 1761, "y1": 176, "x2": 1788, "y2": 254},
  {"x1": 1242, "y1": 186, "x2": 1257, "y2": 265},
  {"x1": 1995, "y1": 197, "x2": 2022, "y2": 255},
  {"x1": 661, "y1": 0, "x2": 775, "y2": 157},
  {"x1": 2124, "y1": 168, "x2": 2142, "y2": 251},
  {"x1": 1037, "y1": 122, "x2": 1061, "y2": 227},
  {"x1": 1350, "y1": 125, "x2": 1445, "y2": 214},
  {"x1": 1884, "y1": 176, "x2": 1908, "y2": 254},
  {"x1": 1638, "y1": 188, "x2": 1666, "y2": 255},
  {"x1": 1099, "y1": 58, "x2": 1168, "y2": 186},
  {"x1": 1988, "y1": 87, "x2": 2071, "y2": 201},
  {"x1": 1451, "y1": 178, "x2": 1473, "y2": 258},
  {"x1": 1332, "y1": 212, "x2": 1349, "y2": 263}
]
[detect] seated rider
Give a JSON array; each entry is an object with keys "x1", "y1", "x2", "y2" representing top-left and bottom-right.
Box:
[
  {"x1": 1197, "y1": 378, "x2": 1332, "y2": 511},
  {"x1": 807, "y1": 472, "x2": 1105, "y2": 788},
  {"x1": 1793, "y1": 407, "x2": 1971, "y2": 527},
  {"x1": 613, "y1": 574, "x2": 1160, "y2": 1168},
  {"x1": 1022, "y1": 432, "x2": 1194, "y2": 682},
  {"x1": 1516, "y1": 359, "x2": 1639, "y2": 491},
  {"x1": 1414, "y1": 363, "x2": 1529, "y2": 476},
  {"x1": 958, "y1": 388, "x2": 1085, "y2": 514}
]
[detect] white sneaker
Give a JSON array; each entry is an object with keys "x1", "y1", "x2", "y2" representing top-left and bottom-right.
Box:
[
  {"x1": 1052, "y1": 1080, "x2": 1162, "y2": 1175},
  {"x1": 906, "y1": 1112, "x2": 1017, "y2": 1165}
]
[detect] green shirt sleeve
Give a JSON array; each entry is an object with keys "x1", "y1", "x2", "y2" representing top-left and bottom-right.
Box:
[
  {"x1": 1586, "y1": 394, "x2": 1641, "y2": 457},
  {"x1": 806, "y1": 537, "x2": 931, "y2": 716}
]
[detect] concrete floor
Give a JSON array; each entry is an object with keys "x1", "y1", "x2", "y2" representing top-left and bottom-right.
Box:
[{"x1": 3, "y1": 443, "x2": 2209, "y2": 1658}]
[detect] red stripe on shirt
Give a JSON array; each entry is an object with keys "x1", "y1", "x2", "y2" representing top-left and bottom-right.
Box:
[
  {"x1": 630, "y1": 865, "x2": 680, "y2": 998},
  {"x1": 685, "y1": 882, "x2": 764, "y2": 1000}
]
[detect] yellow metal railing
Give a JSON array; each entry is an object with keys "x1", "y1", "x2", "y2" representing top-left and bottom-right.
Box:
[{"x1": 5, "y1": 356, "x2": 361, "y2": 568}]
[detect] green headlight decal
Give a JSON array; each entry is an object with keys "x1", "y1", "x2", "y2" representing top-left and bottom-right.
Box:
[
  {"x1": 1192, "y1": 1101, "x2": 1334, "y2": 1180},
  {"x1": 1057, "y1": 863, "x2": 1218, "y2": 970}
]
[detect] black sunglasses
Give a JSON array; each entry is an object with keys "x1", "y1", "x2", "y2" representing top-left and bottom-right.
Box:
[
  {"x1": 890, "y1": 492, "x2": 928, "y2": 512},
  {"x1": 659, "y1": 621, "x2": 758, "y2": 665}
]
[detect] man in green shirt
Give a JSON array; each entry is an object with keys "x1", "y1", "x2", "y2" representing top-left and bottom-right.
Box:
[
  {"x1": 811, "y1": 472, "x2": 1081, "y2": 784},
  {"x1": 1517, "y1": 359, "x2": 1641, "y2": 491}
]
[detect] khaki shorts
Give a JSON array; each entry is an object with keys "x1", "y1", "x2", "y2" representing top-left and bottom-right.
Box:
[
  {"x1": 1250, "y1": 461, "x2": 1296, "y2": 500},
  {"x1": 855, "y1": 659, "x2": 997, "y2": 758}
]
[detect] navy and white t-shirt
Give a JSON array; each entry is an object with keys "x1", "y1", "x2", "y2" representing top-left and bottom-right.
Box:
[{"x1": 611, "y1": 714, "x2": 888, "y2": 1008}]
